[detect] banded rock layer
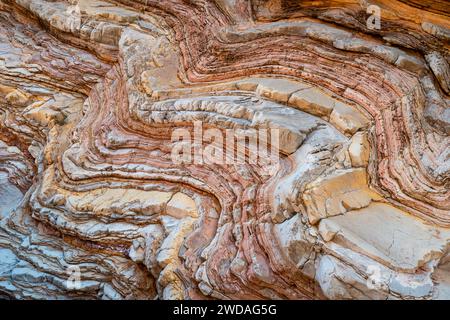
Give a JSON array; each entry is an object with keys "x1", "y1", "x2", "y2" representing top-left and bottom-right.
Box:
[{"x1": 0, "y1": 0, "x2": 449, "y2": 299}]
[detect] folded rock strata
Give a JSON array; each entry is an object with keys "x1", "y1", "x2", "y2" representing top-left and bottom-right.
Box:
[{"x1": 0, "y1": 0, "x2": 449, "y2": 299}]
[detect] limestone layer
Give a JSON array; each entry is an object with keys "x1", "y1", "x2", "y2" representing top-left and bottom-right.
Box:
[{"x1": 0, "y1": 0, "x2": 449, "y2": 299}]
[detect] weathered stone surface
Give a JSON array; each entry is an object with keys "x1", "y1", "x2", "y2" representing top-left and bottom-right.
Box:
[
  {"x1": 319, "y1": 203, "x2": 450, "y2": 272},
  {"x1": 348, "y1": 132, "x2": 370, "y2": 168},
  {"x1": 0, "y1": 0, "x2": 449, "y2": 300},
  {"x1": 0, "y1": 171, "x2": 22, "y2": 219},
  {"x1": 303, "y1": 168, "x2": 383, "y2": 224}
]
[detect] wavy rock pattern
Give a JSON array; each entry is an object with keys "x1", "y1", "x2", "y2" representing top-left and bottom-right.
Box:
[{"x1": 0, "y1": 0, "x2": 449, "y2": 299}]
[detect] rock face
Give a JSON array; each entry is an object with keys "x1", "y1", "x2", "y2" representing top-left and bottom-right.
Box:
[{"x1": 0, "y1": 0, "x2": 449, "y2": 300}]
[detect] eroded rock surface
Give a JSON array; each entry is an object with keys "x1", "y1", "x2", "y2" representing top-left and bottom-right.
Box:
[{"x1": 0, "y1": 0, "x2": 449, "y2": 300}]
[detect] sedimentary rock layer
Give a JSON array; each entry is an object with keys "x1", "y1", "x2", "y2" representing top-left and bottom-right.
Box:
[{"x1": 0, "y1": 0, "x2": 449, "y2": 299}]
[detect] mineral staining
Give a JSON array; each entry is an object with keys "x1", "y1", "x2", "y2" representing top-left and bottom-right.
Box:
[{"x1": 0, "y1": 0, "x2": 449, "y2": 300}]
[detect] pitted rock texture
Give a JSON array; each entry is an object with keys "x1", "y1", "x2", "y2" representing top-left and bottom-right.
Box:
[{"x1": 0, "y1": 0, "x2": 449, "y2": 300}]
